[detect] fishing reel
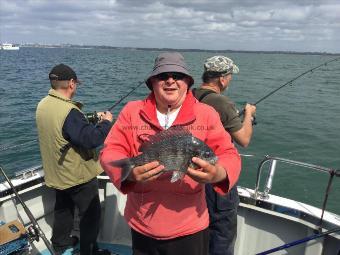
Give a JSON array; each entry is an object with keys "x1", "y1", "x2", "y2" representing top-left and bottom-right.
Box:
[
  {"x1": 251, "y1": 116, "x2": 257, "y2": 126},
  {"x1": 27, "y1": 225, "x2": 40, "y2": 242},
  {"x1": 85, "y1": 111, "x2": 100, "y2": 124},
  {"x1": 85, "y1": 111, "x2": 116, "y2": 125}
]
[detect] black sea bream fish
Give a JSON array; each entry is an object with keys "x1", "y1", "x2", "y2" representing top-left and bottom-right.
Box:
[{"x1": 109, "y1": 127, "x2": 218, "y2": 183}]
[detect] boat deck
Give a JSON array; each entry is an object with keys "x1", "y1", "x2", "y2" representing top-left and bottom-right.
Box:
[{"x1": 40, "y1": 243, "x2": 131, "y2": 255}]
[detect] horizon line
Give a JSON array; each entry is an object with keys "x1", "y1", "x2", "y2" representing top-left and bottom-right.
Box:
[{"x1": 3, "y1": 42, "x2": 340, "y2": 55}]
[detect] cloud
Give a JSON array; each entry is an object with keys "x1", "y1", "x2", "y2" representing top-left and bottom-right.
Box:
[{"x1": 0, "y1": 0, "x2": 339, "y2": 52}]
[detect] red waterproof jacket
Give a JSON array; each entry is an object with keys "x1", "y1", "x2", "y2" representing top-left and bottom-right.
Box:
[{"x1": 100, "y1": 91, "x2": 241, "y2": 240}]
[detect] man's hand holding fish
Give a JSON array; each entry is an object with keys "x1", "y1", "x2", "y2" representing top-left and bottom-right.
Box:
[
  {"x1": 187, "y1": 157, "x2": 227, "y2": 184},
  {"x1": 126, "y1": 161, "x2": 164, "y2": 182}
]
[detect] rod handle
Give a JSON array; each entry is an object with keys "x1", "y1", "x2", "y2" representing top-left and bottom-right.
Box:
[{"x1": 239, "y1": 107, "x2": 257, "y2": 125}]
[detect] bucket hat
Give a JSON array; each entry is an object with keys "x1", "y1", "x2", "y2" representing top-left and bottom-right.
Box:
[{"x1": 145, "y1": 52, "x2": 194, "y2": 89}]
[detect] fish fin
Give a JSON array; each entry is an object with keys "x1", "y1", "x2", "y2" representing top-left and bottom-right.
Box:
[
  {"x1": 109, "y1": 158, "x2": 134, "y2": 182},
  {"x1": 170, "y1": 171, "x2": 185, "y2": 183},
  {"x1": 139, "y1": 126, "x2": 191, "y2": 152}
]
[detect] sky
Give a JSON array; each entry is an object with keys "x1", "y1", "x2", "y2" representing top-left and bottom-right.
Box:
[{"x1": 1, "y1": 0, "x2": 340, "y2": 53}]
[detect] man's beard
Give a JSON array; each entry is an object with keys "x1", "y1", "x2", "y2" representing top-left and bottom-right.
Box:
[{"x1": 222, "y1": 85, "x2": 229, "y2": 93}]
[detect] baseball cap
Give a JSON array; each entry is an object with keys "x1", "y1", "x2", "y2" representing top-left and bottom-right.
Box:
[
  {"x1": 204, "y1": 56, "x2": 239, "y2": 75},
  {"x1": 49, "y1": 64, "x2": 80, "y2": 83}
]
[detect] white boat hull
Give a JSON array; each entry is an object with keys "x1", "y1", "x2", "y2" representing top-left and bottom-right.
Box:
[{"x1": 1, "y1": 43, "x2": 20, "y2": 50}]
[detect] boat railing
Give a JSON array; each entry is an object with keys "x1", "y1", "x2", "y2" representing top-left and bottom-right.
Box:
[
  {"x1": 14, "y1": 165, "x2": 42, "y2": 180},
  {"x1": 0, "y1": 165, "x2": 44, "y2": 198},
  {"x1": 252, "y1": 155, "x2": 340, "y2": 229},
  {"x1": 253, "y1": 155, "x2": 339, "y2": 200}
]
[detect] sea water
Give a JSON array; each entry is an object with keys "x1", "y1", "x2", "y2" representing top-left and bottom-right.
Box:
[{"x1": 0, "y1": 47, "x2": 339, "y2": 213}]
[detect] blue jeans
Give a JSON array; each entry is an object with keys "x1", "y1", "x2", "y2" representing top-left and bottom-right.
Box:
[{"x1": 206, "y1": 184, "x2": 239, "y2": 255}]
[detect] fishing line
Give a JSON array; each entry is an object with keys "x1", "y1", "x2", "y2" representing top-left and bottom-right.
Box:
[{"x1": 239, "y1": 56, "x2": 340, "y2": 116}]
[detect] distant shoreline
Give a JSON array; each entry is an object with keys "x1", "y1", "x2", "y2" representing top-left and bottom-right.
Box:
[{"x1": 15, "y1": 44, "x2": 340, "y2": 56}]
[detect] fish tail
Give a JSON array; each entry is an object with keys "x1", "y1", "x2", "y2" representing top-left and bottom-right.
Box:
[{"x1": 109, "y1": 158, "x2": 134, "y2": 182}]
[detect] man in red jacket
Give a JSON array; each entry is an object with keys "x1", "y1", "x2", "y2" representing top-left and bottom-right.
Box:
[{"x1": 100, "y1": 52, "x2": 241, "y2": 255}]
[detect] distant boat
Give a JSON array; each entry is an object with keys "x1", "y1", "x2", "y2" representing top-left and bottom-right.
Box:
[{"x1": 1, "y1": 43, "x2": 20, "y2": 50}]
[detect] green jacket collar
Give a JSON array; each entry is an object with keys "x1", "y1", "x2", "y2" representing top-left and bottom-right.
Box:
[{"x1": 48, "y1": 89, "x2": 83, "y2": 109}]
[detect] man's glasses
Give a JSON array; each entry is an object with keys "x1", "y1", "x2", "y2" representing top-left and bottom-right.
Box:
[{"x1": 155, "y1": 72, "x2": 187, "y2": 81}]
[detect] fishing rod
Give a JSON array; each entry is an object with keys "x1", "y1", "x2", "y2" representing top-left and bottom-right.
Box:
[
  {"x1": 256, "y1": 227, "x2": 340, "y2": 255},
  {"x1": 0, "y1": 166, "x2": 56, "y2": 255},
  {"x1": 239, "y1": 56, "x2": 340, "y2": 117},
  {"x1": 85, "y1": 80, "x2": 146, "y2": 124}
]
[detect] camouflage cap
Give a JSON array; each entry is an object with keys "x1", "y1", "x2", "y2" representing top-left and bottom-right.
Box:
[{"x1": 204, "y1": 56, "x2": 239, "y2": 75}]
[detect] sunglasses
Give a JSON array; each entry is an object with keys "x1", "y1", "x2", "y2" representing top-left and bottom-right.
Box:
[{"x1": 155, "y1": 72, "x2": 187, "y2": 81}]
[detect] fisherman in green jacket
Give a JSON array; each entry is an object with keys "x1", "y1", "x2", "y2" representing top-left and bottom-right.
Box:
[{"x1": 36, "y1": 64, "x2": 113, "y2": 255}]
